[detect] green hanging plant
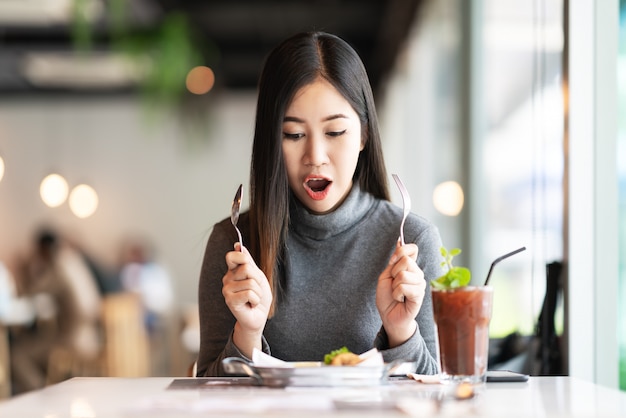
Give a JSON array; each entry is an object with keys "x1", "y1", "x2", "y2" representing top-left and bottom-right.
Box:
[{"x1": 70, "y1": 0, "x2": 216, "y2": 142}]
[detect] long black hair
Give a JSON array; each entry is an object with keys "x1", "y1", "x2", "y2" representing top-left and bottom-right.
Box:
[{"x1": 248, "y1": 31, "x2": 390, "y2": 315}]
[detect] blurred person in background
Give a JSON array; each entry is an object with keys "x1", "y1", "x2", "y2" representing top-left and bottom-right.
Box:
[
  {"x1": 9, "y1": 228, "x2": 102, "y2": 394},
  {"x1": 119, "y1": 237, "x2": 174, "y2": 334},
  {"x1": 119, "y1": 237, "x2": 175, "y2": 375},
  {"x1": 0, "y1": 261, "x2": 19, "y2": 323},
  {"x1": 71, "y1": 241, "x2": 122, "y2": 297},
  {"x1": 1, "y1": 259, "x2": 37, "y2": 333}
]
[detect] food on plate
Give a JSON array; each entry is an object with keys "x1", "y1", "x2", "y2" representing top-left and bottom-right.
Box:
[
  {"x1": 324, "y1": 346, "x2": 350, "y2": 364},
  {"x1": 324, "y1": 346, "x2": 364, "y2": 366},
  {"x1": 330, "y1": 352, "x2": 362, "y2": 366}
]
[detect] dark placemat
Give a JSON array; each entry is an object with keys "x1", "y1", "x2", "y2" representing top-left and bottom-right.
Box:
[{"x1": 167, "y1": 377, "x2": 257, "y2": 390}]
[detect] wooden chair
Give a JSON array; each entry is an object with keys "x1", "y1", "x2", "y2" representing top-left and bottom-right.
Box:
[
  {"x1": 100, "y1": 292, "x2": 150, "y2": 377},
  {"x1": 46, "y1": 346, "x2": 105, "y2": 385},
  {"x1": 46, "y1": 292, "x2": 150, "y2": 383}
]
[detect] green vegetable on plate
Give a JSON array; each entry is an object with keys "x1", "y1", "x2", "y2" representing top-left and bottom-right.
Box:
[{"x1": 324, "y1": 346, "x2": 351, "y2": 365}]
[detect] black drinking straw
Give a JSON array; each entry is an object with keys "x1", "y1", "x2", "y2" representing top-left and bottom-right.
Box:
[{"x1": 483, "y1": 246, "x2": 526, "y2": 286}]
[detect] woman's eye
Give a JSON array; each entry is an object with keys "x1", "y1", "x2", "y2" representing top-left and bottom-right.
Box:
[
  {"x1": 326, "y1": 129, "x2": 347, "y2": 138},
  {"x1": 283, "y1": 132, "x2": 304, "y2": 140}
]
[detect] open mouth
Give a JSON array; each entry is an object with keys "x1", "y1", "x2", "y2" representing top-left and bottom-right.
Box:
[
  {"x1": 307, "y1": 178, "x2": 331, "y2": 192},
  {"x1": 304, "y1": 176, "x2": 332, "y2": 200}
]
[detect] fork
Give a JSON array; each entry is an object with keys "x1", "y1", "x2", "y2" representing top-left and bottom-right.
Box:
[
  {"x1": 231, "y1": 184, "x2": 243, "y2": 251},
  {"x1": 392, "y1": 174, "x2": 411, "y2": 246}
]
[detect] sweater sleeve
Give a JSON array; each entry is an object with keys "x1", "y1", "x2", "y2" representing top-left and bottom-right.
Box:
[{"x1": 374, "y1": 218, "x2": 443, "y2": 375}]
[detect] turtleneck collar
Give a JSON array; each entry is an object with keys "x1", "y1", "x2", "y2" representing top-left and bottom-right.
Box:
[{"x1": 289, "y1": 183, "x2": 376, "y2": 240}]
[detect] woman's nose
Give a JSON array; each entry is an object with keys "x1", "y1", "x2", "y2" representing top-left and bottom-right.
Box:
[{"x1": 303, "y1": 135, "x2": 329, "y2": 167}]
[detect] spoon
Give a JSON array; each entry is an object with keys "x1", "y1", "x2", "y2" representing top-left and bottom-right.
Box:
[
  {"x1": 231, "y1": 184, "x2": 243, "y2": 251},
  {"x1": 392, "y1": 174, "x2": 411, "y2": 245}
]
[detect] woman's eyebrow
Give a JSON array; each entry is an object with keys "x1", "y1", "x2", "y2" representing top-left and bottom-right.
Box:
[
  {"x1": 283, "y1": 116, "x2": 304, "y2": 123},
  {"x1": 323, "y1": 113, "x2": 348, "y2": 122},
  {"x1": 283, "y1": 114, "x2": 348, "y2": 123}
]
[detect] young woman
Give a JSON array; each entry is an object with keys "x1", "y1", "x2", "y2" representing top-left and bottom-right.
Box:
[{"x1": 196, "y1": 31, "x2": 444, "y2": 377}]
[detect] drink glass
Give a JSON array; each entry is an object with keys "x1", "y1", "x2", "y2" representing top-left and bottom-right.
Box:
[{"x1": 431, "y1": 286, "x2": 494, "y2": 384}]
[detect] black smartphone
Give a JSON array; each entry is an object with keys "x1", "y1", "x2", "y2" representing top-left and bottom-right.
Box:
[{"x1": 486, "y1": 370, "x2": 529, "y2": 382}]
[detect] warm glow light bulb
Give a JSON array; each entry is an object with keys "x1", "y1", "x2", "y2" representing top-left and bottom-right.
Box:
[
  {"x1": 0, "y1": 155, "x2": 4, "y2": 182},
  {"x1": 69, "y1": 184, "x2": 98, "y2": 219},
  {"x1": 185, "y1": 66, "x2": 215, "y2": 95},
  {"x1": 40, "y1": 173, "x2": 69, "y2": 207},
  {"x1": 433, "y1": 181, "x2": 464, "y2": 216}
]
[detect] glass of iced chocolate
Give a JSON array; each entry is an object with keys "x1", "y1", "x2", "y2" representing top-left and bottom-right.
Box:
[{"x1": 432, "y1": 285, "x2": 493, "y2": 384}]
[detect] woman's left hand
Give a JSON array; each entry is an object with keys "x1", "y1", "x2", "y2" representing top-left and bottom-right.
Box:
[{"x1": 376, "y1": 241, "x2": 425, "y2": 347}]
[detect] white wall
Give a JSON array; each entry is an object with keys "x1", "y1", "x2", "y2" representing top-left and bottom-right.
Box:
[{"x1": 0, "y1": 93, "x2": 256, "y2": 308}]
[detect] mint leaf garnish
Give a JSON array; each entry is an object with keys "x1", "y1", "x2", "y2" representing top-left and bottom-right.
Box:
[{"x1": 431, "y1": 246, "x2": 471, "y2": 289}]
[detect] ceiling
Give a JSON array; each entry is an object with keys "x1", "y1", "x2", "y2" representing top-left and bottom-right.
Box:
[{"x1": 0, "y1": 0, "x2": 426, "y2": 97}]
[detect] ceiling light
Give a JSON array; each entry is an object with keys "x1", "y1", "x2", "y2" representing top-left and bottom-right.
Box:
[
  {"x1": 40, "y1": 173, "x2": 69, "y2": 208},
  {"x1": 186, "y1": 66, "x2": 215, "y2": 95},
  {"x1": 0, "y1": 155, "x2": 4, "y2": 182},
  {"x1": 0, "y1": 0, "x2": 103, "y2": 25},
  {"x1": 22, "y1": 52, "x2": 149, "y2": 89},
  {"x1": 69, "y1": 184, "x2": 98, "y2": 219}
]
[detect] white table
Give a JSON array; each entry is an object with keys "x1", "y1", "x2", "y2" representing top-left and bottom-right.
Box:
[{"x1": 0, "y1": 376, "x2": 625, "y2": 417}]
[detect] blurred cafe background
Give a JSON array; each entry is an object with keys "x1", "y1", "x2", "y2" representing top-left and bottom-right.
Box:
[{"x1": 0, "y1": 0, "x2": 624, "y2": 397}]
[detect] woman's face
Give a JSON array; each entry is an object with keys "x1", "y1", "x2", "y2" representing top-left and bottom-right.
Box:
[{"x1": 282, "y1": 78, "x2": 363, "y2": 215}]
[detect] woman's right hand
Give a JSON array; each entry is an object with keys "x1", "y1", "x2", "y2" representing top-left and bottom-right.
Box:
[{"x1": 222, "y1": 243, "x2": 272, "y2": 357}]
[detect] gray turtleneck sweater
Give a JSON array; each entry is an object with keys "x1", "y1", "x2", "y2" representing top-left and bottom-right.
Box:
[{"x1": 197, "y1": 185, "x2": 444, "y2": 377}]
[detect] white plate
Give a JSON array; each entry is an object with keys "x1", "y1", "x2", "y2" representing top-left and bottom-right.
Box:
[{"x1": 222, "y1": 357, "x2": 395, "y2": 388}]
